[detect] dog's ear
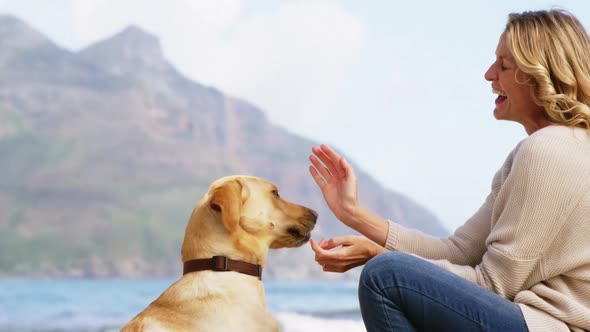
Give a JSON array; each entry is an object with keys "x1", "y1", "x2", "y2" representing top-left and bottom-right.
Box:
[{"x1": 209, "y1": 179, "x2": 243, "y2": 231}]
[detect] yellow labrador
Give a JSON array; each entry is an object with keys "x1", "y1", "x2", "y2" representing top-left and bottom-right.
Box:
[{"x1": 121, "y1": 175, "x2": 317, "y2": 332}]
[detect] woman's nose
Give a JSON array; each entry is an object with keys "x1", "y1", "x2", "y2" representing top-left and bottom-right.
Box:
[{"x1": 484, "y1": 64, "x2": 496, "y2": 81}]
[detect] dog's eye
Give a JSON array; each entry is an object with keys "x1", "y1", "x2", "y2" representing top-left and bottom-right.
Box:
[{"x1": 272, "y1": 190, "x2": 280, "y2": 198}]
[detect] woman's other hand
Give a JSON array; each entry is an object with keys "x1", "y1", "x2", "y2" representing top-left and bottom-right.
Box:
[
  {"x1": 309, "y1": 144, "x2": 359, "y2": 226},
  {"x1": 310, "y1": 236, "x2": 387, "y2": 273}
]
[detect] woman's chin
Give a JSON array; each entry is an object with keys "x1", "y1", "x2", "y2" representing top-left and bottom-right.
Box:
[
  {"x1": 493, "y1": 108, "x2": 503, "y2": 120},
  {"x1": 493, "y1": 106, "x2": 509, "y2": 120}
]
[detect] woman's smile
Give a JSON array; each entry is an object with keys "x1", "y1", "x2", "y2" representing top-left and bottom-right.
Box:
[{"x1": 493, "y1": 87, "x2": 508, "y2": 106}]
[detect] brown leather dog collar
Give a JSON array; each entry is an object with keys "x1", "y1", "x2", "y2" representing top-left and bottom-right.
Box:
[{"x1": 183, "y1": 256, "x2": 262, "y2": 280}]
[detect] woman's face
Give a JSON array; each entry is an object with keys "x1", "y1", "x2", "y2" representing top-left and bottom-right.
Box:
[{"x1": 484, "y1": 33, "x2": 548, "y2": 134}]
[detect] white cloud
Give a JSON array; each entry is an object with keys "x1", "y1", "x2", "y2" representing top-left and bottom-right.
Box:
[
  {"x1": 69, "y1": 0, "x2": 240, "y2": 48},
  {"x1": 66, "y1": 0, "x2": 363, "y2": 135},
  {"x1": 181, "y1": 0, "x2": 240, "y2": 28},
  {"x1": 6, "y1": 0, "x2": 545, "y2": 232},
  {"x1": 171, "y1": 0, "x2": 364, "y2": 132}
]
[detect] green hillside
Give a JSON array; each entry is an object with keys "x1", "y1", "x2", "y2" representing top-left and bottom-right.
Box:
[{"x1": 0, "y1": 15, "x2": 447, "y2": 279}]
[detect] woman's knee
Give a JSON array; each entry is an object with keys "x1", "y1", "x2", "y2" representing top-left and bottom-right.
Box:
[
  {"x1": 360, "y1": 251, "x2": 418, "y2": 286},
  {"x1": 363, "y1": 251, "x2": 417, "y2": 273}
]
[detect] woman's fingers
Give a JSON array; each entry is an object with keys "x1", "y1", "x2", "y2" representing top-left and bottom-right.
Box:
[
  {"x1": 320, "y1": 144, "x2": 342, "y2": 161},
  {"x1": 308, "y1": 144, "x2": 352, "y2": 189},
  {"x1": 308, "y1": 165, "x2": 326, "y2": 188},
  {"x1": 310, "y1": 239, "x2": 326, "y2": 258},
  {"x1": 339, "y1": 156, "x2": 354, "y2": 179},
  {"x1": 320, "y1": 144, "x2": 346, "y2": 178},
  {"x1": 311, "y1": 239, "x2": 336, "y2": 263},
  {"x1": 320, "y1": 144, "x2": 356, "y2": 182},
  {"x1": 310, "y1": 239, "x2": 330, "y2": 270},
  {"x1": 310, "y1": 238, "x2": 322, "y2": 253},
  {"x1": 312, "y1": 145, "x2": 342, "y2": 179},
  {"x1": 311, "y1": 237, "x2": 352, "y2": 267},
  {"x1": 321, "y1": 236, "x2": 356, "y2": 250},
  {"x1": 311, "y1": 236, "x2": 383, "y2": 273},
  {"x1": 309, "y1": 154, "x2": 332, "y2": 183},
  {"x1": 317, "y1": 245, "x2": 357, "y2": 273}
]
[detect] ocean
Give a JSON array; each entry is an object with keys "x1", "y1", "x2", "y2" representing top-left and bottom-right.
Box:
[{"x1": 0, "y1": 279, "x2": 365, "y2": 332}]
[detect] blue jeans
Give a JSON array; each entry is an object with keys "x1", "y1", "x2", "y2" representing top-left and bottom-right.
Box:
[{"x1": 358, "y1": 252, "x2": 529, "y2": 332}]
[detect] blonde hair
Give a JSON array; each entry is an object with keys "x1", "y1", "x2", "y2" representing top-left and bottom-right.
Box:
[{"x1": 505, "y1": 9, "x2": 590, "y2": 128}]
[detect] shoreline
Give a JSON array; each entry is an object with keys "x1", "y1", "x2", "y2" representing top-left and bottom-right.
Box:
[{"x1": 0, "y1": 279, "x2": 364, "y2": 332}]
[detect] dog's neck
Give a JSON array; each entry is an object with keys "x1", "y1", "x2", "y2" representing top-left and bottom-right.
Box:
[
  {"x1": 183, "y1": 255, "x2": 263, "y2": 279},
  {"x1": 181, "y1": 208, "x2": 269, "y2": 268}
]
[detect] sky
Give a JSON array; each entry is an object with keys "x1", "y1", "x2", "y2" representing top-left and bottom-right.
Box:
[{"x1": 1, "y1": 0, "x2": 589, "y2": 233}]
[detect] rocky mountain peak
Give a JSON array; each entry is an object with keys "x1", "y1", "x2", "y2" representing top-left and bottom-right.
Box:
[
  {"x1": 113, "y1": 25, "x2": 162, "y2": 55},
  {"x1": 0, "y1": 15, "x2": 447, "y2": 278},
  {"x1": 78, "y1": 25, "x2": 169, "y2": 74},
  {"x1": 0, "y1": 14, "x2": 56, "y2": 57}
]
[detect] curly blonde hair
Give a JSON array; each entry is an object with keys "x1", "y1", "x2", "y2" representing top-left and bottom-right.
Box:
[{"x1": 505, "y1": 9, "x2": 590, "y2": 128}]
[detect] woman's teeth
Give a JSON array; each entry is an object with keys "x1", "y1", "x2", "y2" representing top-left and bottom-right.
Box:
[{"x1": 492, "y1": 88, "x2": 507, "y2": 97}]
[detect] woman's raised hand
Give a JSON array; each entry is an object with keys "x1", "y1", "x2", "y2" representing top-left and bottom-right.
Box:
[{"x1": 308, "y1": 144, "x2": 359, "y2": 226}]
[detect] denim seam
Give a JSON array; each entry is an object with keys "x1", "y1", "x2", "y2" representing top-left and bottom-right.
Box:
[
  {"x1": 379, "y1": 287, "x2": 397, "y2": 332},
  {"x1": 360, "y1": 279, "x2": 406, "y2": 332},
  {"x1": 384, "y1": 284, "x2": 488, "y2": 331}
]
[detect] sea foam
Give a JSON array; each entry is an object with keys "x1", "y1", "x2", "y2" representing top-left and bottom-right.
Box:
[{"x1": 276, "y1": 312, "x2": 366, "y2": 332}]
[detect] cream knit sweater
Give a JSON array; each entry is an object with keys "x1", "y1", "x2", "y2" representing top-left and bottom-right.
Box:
[{"x1": 384, "y1": 125, "x2": 590, "y2": 332}]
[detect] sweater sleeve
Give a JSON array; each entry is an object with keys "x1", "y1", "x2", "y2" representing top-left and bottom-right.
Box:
[
  {"x1": 385, "y1": 190, "x2": 493, "y2": 266},
  {"x1": 423, "y1": 134, "x2": 582, "y2": 299},
  {"x1": 384, "y1": 147, "x2": 517, "y2": 266}
]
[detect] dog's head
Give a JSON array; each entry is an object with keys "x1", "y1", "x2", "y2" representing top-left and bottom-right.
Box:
[{"x1": 181, "y1": 175, "x2": 317, "y2": 266}]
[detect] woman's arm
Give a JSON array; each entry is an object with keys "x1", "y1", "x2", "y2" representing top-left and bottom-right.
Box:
[{"x1": 309, "y1": 144, "x2": 499, "y2": 267}]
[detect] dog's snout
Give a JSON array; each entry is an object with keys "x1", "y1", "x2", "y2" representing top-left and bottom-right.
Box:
[
  {"x1": 306, "y1": 208, "x2": 318, "y2": 225},
  {"x1": 309, "y1": 209, "x2": 318, "y2": 219},
  {"x1": 287, "y1": 227, "x2": 303, "y2": 238}
]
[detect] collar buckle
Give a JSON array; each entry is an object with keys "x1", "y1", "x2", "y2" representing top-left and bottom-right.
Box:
[{"x1": 210, "y1": 255, "x2": 229, "y2": 271}]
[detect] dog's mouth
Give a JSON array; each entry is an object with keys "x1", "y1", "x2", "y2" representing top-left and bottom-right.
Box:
[
  {"x1": 270, "y1": 226, "x2": 312, "y2": 249},
  {"x1": 287, "y1": 227, "x2": 311, "y2": 242}
]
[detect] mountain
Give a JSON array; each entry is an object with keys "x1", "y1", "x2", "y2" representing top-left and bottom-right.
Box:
[{"x1": 0, "y1": 15, "x2": 448, "y2": 279}]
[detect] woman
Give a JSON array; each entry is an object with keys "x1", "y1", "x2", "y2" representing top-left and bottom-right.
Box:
[{"x1": 309, "y1": 9, "x2": 590, "y2": 332}]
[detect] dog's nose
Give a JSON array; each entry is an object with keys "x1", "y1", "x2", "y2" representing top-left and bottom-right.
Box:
[{"x1": 309, "y1": 209, "x2": 318, "y2": 220}]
